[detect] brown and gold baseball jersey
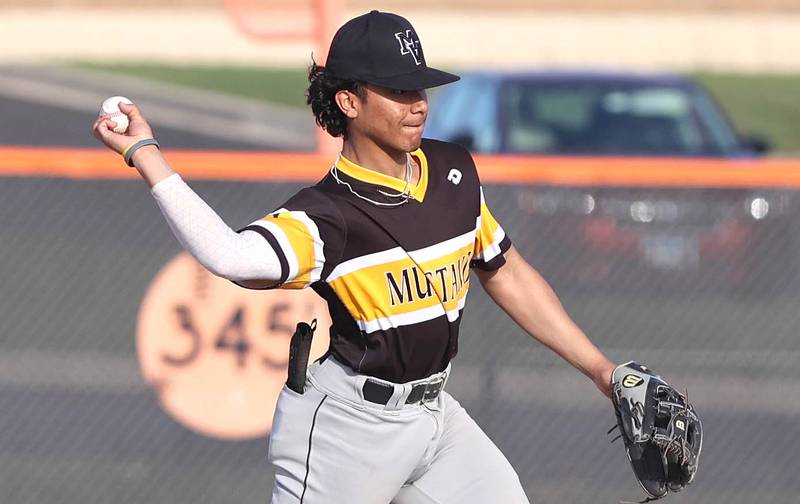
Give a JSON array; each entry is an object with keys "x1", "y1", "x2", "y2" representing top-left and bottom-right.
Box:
[{"x1": 241, "y1": 139, "x2": 511, "y2": 382}]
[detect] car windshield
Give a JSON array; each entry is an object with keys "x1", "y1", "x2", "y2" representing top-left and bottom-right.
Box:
[{"x1": 500, "y1": 80, "x2": 739, "y2": 156}]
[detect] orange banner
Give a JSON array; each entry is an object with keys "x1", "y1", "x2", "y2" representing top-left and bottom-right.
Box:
[{"x1": 3, "y1": 146, "x2": 800, "y2": 188}]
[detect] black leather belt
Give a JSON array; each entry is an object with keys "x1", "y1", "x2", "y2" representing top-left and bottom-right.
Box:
[{"x1": 362, "y1": 377, "x2": 445, "y2": 405}]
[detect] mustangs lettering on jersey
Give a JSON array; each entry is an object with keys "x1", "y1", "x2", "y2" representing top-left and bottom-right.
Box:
[{"x1": 239, "y1": 140, "x2": 511, "y2": 382}]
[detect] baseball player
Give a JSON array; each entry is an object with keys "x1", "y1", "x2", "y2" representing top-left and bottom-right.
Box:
[{"x1": 93, "y1": 10, "x2": 617, "y2": 504}]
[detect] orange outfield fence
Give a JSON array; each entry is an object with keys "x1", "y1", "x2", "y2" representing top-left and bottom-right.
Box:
[
  {"x1": 3, "y1": 146, "x2": 800, "y2": 187},
  {"x1": 4, "y1": 144, "x2": 800, "y2": 504}
]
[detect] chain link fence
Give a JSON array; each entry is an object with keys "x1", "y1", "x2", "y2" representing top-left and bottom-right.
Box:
[{"x1": 1, "y1": 175, "x2": 799, "y2": 503}]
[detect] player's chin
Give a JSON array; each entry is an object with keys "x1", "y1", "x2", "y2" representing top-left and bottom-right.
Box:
[{"x1": 401, "y1": 128, "x2": 424, "y2": 151}]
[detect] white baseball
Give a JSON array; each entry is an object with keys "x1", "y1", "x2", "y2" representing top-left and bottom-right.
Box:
[{"x1": 99, "y1": 96, "x2": 133, "y2": 134}]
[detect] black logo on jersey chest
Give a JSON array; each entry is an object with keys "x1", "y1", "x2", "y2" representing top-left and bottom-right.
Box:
[{"x1": 385, "y1": 251, "x2": 472, "y2": 306}]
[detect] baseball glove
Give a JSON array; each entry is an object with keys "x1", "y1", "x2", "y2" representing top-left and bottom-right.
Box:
[{"x1": 609, "y1": 361, "x2": 703, "y2": 502}]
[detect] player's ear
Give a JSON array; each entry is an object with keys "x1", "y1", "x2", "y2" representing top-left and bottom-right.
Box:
[{"x1": 335, "y1": 89, "x2": 359, "y2": 119}]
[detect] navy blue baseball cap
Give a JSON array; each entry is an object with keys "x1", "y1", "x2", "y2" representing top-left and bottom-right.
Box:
[{"x1": 325, "y1": 10, "x2": 460, "y2": 91}]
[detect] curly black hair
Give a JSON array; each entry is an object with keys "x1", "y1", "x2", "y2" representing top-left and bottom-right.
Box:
[{"x1": 306, "y1": 61, "x2": 366, "y2": 138}]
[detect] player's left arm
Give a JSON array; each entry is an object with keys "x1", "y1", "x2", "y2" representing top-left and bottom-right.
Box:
[{"x1": 474, "y1": 246, "x2": 616, "y2": 398}]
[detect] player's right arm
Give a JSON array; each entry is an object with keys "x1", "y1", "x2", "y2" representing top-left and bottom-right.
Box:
[{"x1": 92, "y1": 100, "x2": 282, "y2": 285}]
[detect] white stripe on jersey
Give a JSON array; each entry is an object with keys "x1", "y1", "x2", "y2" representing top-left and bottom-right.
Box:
[
  {"x1": 248, "y1": 220, "x2": 300, "y2": 282},
  {"x1": 329, "y1": 229, "x2": 477, "y2": 282},
  {"x1": 275, "y1": 208, "x2": 326, "y2": 286},
  {"x1": 481, "y1": 226, "x2": 506, "y2": 263},
  {"x1": 327, "y1": 246, "x2": 407, "y2": 282},
  {"x1": 474, "y1": 186, "x2": 504, "y2": 262},
  {"x1": 407, "y1": 229, "x2": 475, "y2": 264},
  {"x1": 356, "y1": 293, "x2": 468, "y2": 334}
]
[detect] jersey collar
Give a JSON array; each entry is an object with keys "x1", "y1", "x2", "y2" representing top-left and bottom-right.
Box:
[{"x1": 336, "y1": 148, "x2": 429, "y2": 203}]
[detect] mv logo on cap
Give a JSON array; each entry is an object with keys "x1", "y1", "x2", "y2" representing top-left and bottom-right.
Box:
[{"x1": 395, "y1": 30, "x2": 421, "y2": 66}]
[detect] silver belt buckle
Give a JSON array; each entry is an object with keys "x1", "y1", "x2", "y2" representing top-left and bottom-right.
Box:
[{"x1": 422, "y1": 377, "x2": 444, "y2": 402}]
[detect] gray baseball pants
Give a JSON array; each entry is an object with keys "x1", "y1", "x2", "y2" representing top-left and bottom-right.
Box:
[{"x1": 269, "y1": 355, "x2": 531, "y2": 504}]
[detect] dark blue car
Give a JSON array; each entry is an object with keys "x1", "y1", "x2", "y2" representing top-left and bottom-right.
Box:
[
  {"x1": 424, "y1": 70, "x2": 767, "y2": 157},
  {"x1": 424, "y1": 70, "x2": 791, "y2": 294}
]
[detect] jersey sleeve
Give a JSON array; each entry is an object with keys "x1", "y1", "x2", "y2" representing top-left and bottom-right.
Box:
[
  {"x1": 239, "y1": 188, "x2": 346, "y2": 289},
  {"x1": 471, "y1": 186, "x2": 512, "y2": 271}
]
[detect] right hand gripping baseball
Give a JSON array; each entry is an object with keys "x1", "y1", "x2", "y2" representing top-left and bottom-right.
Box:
[{"x1": 93, "y1": 101, "x2": 154, "y2": 154}]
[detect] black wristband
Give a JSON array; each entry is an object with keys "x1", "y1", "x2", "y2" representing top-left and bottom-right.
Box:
[{"x1": 123, "y1": 138, "x2": 160, "y2": 167}]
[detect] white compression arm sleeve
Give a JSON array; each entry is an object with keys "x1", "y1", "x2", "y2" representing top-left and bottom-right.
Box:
[{"x1": 150, "y1": 173, "x2": 282, "y2": 282}]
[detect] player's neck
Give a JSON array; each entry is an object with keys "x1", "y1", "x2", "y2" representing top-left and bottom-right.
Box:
[{"x1": 341, "y1": 139, "x2": 417, "y2": 183}]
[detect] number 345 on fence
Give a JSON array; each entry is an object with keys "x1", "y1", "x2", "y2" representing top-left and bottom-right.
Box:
[{"x1": 136, "y1": 252, "x2": 331, "y2": 440}]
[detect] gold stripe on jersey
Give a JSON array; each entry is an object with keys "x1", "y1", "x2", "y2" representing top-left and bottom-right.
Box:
[
  {"x1": 474, "y1": 188, "x2": 505, "y2": 262},
  {"x1": 336, "y1": 149, "x2": 429, "y2": 202},
  {"x1": 259, "y1": 210, "x2": 322, "y2": 288},
  {"x1": 328, "y1": 242, "x2": 473, "y2": 330}
]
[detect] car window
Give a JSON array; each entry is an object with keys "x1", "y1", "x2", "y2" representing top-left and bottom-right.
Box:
[
  {"x1": 690, "y1": 88, "x2": 742, "y2": 154},
  {"x1": 425, "y1": 77, "x2": 499, "y2": 152},
  {"x1": 500, "y1": 81, "x2": 730, "y2": 156}
]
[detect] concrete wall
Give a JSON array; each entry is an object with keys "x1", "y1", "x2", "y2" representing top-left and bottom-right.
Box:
[
  {"x1": 2, "y1": 4, "x2": 800, "y2": 71},
  {"x1": 3, "y1": 0, "x2": 800, "y2": 10}
]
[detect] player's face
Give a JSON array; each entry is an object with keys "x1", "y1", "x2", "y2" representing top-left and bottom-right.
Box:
[{"x1": 351, "y1": 84, "x2": 428, "y2": 154}]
